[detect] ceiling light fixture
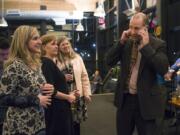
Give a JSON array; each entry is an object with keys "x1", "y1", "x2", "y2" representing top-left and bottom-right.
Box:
[
  {"x1": 123, "y1": 0, "x2": 138, "y2": 17},
  {"x1": 76, "y1": 20, "x2": 84, "y2": 31},
  {"x1": 94, "y1": 1, "x2": 105, "y2": 17},
  {"x1": 52, "y1": 17, "x2": 66, "y2": 25}
]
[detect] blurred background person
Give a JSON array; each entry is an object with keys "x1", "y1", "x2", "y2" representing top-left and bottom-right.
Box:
[
  {"x1": 164, "y1": 58, "x2": 180, "y2": 89},
  {"x1": 90, "y1": 69, "x2": 102, "y2": 94},
  {"x1": 57, "y1": 36, "x2": 91, "y2": 135},
  {"x1": 0, "y1": 25, "x2": 53, "y2": 135},
  {"x1": 164, "y1": 58, "x2": 180, "y2": 80},
  {"x1": 41, "y1": 34, "x2": 78, "y2": 135},
  {"x1": 0, "y1": 37, "x2": 10, "y2": 135}
]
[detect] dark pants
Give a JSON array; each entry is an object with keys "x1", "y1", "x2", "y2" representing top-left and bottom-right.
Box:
[
  {"x1": 73, "y1": 122, "x2": 80, "y2": 135},
  {"x1": 0, "y1": 124, "x2": 2, "y2": 135},
  {"x1": 116, "y1": 93, "x2": 163, "y2": 135}
]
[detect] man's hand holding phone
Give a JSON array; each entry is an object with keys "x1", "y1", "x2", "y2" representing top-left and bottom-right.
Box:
[
  {"x1": 120, "y1": 29, "x2": 131, "y2": 45},
  {"x1": 138, "y1": 27, "x2": 149, "y2": 48}
]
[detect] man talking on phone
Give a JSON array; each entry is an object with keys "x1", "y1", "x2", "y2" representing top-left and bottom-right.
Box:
[{"x1": 106, "y1": 12, "x2": 169, "y2": 135}]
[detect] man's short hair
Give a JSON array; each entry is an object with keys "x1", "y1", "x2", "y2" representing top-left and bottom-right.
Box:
[
  {"x1": 0, "y1": 37, "x2": 10, "y2": 49},
  {"x1": 131, "y1": 12, "x2": 149, "y2": 27}
]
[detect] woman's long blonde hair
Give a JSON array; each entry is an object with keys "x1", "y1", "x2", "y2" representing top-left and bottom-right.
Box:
[
  {"x1": 5, "y1": 25, "x2": 41, "y2": 68},
  {"x1": 57, "y1": 36, "x2": 77, "y2": 63}
]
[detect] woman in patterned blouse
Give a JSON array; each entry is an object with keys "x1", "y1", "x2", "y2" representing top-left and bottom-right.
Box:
[{"x1": 0, "y1": 25, "x2": 53, "y2": 135}]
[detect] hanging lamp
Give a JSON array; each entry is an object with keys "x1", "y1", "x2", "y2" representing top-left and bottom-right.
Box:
[
  {"x1": 94, "y1": 1, "x2": 105, "y2": 17},
  {"x1": 0, "y1": 0, "x2": 8, "y2": 27},
  {"x1": 76, "y1": 20, "x2": 84, "y2": 31}
]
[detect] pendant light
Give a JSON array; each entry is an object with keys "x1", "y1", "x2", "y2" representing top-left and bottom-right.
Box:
[
  {"x1": 94, "y1": 1, "x2": 105, "y2": 17},
  {"x1": 76, "y1": 20, "x2": 84, "y2": 31},
  {"x1": 0, "y1": 0, "x2": 8, "y2": 27}
]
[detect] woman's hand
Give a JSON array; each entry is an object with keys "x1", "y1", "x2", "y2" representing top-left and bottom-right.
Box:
[
  {"x1": 67, "y1": 92, "x2": 76, "y2": 103},
  {"x1": 38, "y1": 94, "x2": 52, "y2": 108},
  {"x1": 65, "y1": 74, "x2": 74, "y2": 82},
  {"x1": 73, "y1": 90, "x2": 80, "y2": 98},
  {"x1": 40, "y1": 83, "x2": 54, "y2": 95},
  {"x1": 84, "y1": 95, "x2": 91, "y2": 104}
]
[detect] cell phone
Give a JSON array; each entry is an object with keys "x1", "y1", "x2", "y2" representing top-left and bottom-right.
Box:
[{"x1": 129, "y1": 34, "x2": 142, "y2": 45}]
